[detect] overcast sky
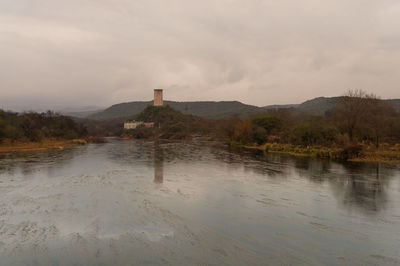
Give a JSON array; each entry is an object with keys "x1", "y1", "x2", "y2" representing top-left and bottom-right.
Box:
[{"x1": 0, "y1": 0, "x2": 399, "y2": 111}]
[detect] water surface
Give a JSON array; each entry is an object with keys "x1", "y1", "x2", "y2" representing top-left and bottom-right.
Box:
[{"x1": 0, "y1": 139, "x2": 399, "y2": 265}]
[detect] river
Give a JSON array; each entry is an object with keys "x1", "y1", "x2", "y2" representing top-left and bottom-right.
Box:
[{"x1": 0, "y1": 139, "x2": 399, "y2": 265}]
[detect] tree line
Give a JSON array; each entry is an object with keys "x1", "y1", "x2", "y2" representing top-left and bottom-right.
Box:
[
  {"x1": 218, "y1": 90, "x2": 400, "y2": 149},
  {"x1": 0, "y1": 110, "x2": 87, "y2": 143}
]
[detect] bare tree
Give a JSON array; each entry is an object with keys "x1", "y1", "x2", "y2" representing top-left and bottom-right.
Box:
[
  {"x1": 334, "y1": 89, "x2": 371, "y2": 141},
  {"x1": 367, "y1": 96, "x2": 394, "y2": 148},
  {"x1": 334, "y1": 89, "x2": 394, "y2": 147}
]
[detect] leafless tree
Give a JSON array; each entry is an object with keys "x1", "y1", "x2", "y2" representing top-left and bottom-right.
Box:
[
  {"x1": 334, "y1": 89, "x2": 394, "y2": 147},
  {"x1": 367, "y1": 96, "x2": 394, "y2": 147},
  {"x1": 334, "y1": 89, "x2": 371, "y2": 141}
]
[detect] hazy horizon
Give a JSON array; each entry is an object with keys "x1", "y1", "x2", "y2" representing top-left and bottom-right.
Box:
[{"x1": 1, "y1": 0, "x2": 399, "y2": 111}]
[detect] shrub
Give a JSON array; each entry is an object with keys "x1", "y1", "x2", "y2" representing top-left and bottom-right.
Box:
[
  {"x1": 233, "y1": 119, "x2": 253, "y2": 144},
  {"x1": 0, "y1": 118, "x2": 5, "y2": 143},
  {"x1": 71, "y1": 139, "x2": 88, "y2": 145},
  {"x1": 252, "y1": 126, "x2": 268, "y2": 145},
  {"x1": 341, "y1": 144, "x2": 363, "y2": 160},
  {"x1": 252, "y1": 116, "x2": 282, "y2": 134},
  {"x1": 129, "y1": 125, "x2": 154, "y2": 139}
]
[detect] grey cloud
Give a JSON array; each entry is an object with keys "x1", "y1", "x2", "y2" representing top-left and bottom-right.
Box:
[{"x1": 0, "y1": 0, "x2": 399, "y2": 111}]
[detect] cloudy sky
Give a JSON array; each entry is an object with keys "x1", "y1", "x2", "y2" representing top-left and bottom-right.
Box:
[{"x1": 0, "y1": 0, "x2": 399, "y2": 111}]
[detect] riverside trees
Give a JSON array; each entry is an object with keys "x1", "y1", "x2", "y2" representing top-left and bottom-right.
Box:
[
  {"x1": 226, "y1": 90, "x2": 400, "y2": 148},
  {"x1": 0, "y1": 110, "x2": 87, "y2": 143},
  {"x1": 333, "y1": 90, "x2": 395, "y2": 147}
]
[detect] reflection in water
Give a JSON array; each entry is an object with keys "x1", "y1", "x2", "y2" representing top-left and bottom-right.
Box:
[
  {"x1": 0, "y1": 139, "x2": 399, "y2": 265},
  {"x1": 331, "y1": 163, "x2": 390, "y2": 213},
  {"x1": 154, "y1": 142, "x2": 163, "y2": 183},
  {"x1": 0, "y1": 147, "x2": 84, "y2": 177},
  {"x1": 227, "y1": 146, "x2": 394, "y2": 214},
  {"x1": 0, "y1": 140, "x2": 395, "y2": 214}
]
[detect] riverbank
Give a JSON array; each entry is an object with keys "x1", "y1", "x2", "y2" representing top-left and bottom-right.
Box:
[
  {"x1": 0, "y1": 139, "x2": 88, "y2": 153},
  {"x1": 350, "y1": 148, "x2": 400, "y2": 163},
  {"x1": 236, "y1": 142, "x2": 400, "y2": 163}
]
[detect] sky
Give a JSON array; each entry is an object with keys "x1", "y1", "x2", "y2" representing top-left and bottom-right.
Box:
[{"x1": 0, "y1": 0, "x2": 399, "y2": 111}]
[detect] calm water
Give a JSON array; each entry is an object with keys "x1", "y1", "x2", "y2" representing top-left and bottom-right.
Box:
[{"x1": 0, "y1": 139, "x2": 399, "y2": 265}]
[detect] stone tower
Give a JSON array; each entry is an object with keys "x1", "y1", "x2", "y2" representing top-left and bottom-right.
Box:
[{"x1": 154, "y1": 89, "x2": 163, "y2": 106}]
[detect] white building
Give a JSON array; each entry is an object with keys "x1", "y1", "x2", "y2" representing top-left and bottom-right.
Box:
[{"x1": 124, "y1": 121, "x2": 143, "y2": 129}]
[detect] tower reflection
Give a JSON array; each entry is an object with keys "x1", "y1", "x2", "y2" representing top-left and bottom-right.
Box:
[{"x1": 154, "y1": 142, "x2": 164, "y2": 183}]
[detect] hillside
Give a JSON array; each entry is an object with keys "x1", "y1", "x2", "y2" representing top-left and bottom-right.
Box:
[
  {"x1": 295, "y1": 97, "x2": 400, "y2": 115},
  {"x1": 296, "y1": 97, "x2": 342, "y2": 115},
  {"x1": 88, "y1": 100, "x2": 262, "y2": 120},
  {"x1": 123, "y1": 105, "x2": 213, "y2": 139},
  {"x1": 88, "y1": 101, "x2": 151, "y2": 120},
  {"x1": 79, "y1": 97, "x2": 400, "y2": 121},
  {"x1": 59, "y1": 106, "x2": 105, "y2": 118},
  {"x1": 64, "y1": 109, "x2": 104, "y2": 118}
]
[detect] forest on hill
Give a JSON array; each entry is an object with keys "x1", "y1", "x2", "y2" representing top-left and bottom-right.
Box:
[
  {"x1": 87, "y1": 100, "x2": 262, "y2": 120},
  {"x1": 122, "y1": 105, "x2": 214, "y2": 139}
]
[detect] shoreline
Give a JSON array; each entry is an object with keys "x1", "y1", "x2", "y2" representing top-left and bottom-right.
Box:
[
  {"x1": 236, "y1": 143, "x2": 400, "y2": 164},
  {"x1": 0, "y1": 139, "x2": 87, "y2": 154},
  {"x1": 2, "y1": 138, "x2": 399, "y2": 164}
]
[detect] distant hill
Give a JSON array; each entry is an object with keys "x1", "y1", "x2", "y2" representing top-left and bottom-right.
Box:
[
  {"x1": 296, "y1": 97, "x2": 342, "y2": 115},
  {"x1": 76, "y1": 97, "x2": 400, "y2": 120},
  {"x1": 88, "y1": 101, "x2": 263, "y2": 120},
  {"x1": 88, "y1": 102, "x2": 151, "y2": 120},
  {"x1": 294, "y1": 97, "x2": 400, "y2": 115},
  {"x1": 64, "y1": 109, "x2": 104, "y2": 118},
  {"x1": 262, "y1": 104, "x2": 299, "y2": 110},
  {"x1": 59, "y1": 106, "x2": 105, "y2": 118}
]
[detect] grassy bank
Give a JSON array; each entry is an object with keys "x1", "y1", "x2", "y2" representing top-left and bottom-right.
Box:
[
  {"x1": 234, "y1": 142, "x2": 400, "y2": 163},
  {"x1": 0, "y1": 138, "x2": 88, "y2": 153},
  {"x1": 350, "y1": 145, "x2": 400, "y2": 163}
]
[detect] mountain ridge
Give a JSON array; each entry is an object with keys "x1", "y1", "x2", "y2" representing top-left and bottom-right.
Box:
[
  {"x1": 87, "y1": 100, "x2": 262, "y2": 120},
  {"x1": 80, "y1": 97, "x2": 400, "y2": 120}
]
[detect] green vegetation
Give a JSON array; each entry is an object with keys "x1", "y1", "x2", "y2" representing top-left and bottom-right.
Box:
[
  {"x1": 295, "y1": 97, "x2": 342, "y2": 115},
  {"x1": 78, "y1": 116, "x2": 126, "y2": 137},
  {"x1": 240, "y1": 143, "x2": 361, "y2": 160},
  {"x1": 71, "y1": 139, "x2": 88, "y2": 145},
  {"x1": 0, "y1": 139, "x2": 86, "y2": 153},
  {"x1": 0, "y1": 110, "x2": 87, "y2": 144},
  {"x1": 123, "y1": 105, "x2": 214, "y2": 139},
  {"x1": 223, "y1": 90, "x2": 400, "y2": 162}
]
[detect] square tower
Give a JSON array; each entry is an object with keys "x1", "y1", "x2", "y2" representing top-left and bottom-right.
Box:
[{"x1": 154, "y1": 89, "x2": 163, "y2": 106}]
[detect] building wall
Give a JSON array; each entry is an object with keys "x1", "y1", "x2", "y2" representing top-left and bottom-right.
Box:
[
  {"x1": 124, "y1": 121, "x2": 154, "y2": 129},
  {"x1": 154, "y1": 89, "x2": 163, "y2": 106},
  {"x1": 124, "y1": 121, "x2": 143, "y2": 129}
]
